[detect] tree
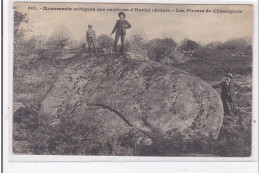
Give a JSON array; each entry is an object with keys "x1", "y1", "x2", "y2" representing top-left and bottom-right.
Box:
[
  {"x1": 14, "y1": 11, "x2": 29, "y2": 40},
  {"x1": 14, "y1": 10, "x2": 31, "y2": 57},
  {"x1": 46, "y1": 25, "x2": 73, "y2": 49}
]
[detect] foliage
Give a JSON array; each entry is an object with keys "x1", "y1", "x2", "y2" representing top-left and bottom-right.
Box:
[
  {"x1": 14, "y1": 11, "x2": 29, "y2": 39},
  {"x1": 13, "y1": 106, "x2": 136, "y2": 155},
  {"x1": 146, "y1": 38, "x2": 177, "y2": 62},
  {"x1": 173, "y1": 52, "x2": 252, "y2": 82},
  {"x1": 46, "y1": 25, "x2": 73, "y2": 49},
  {"x1": 13, "y1": 10, "x2": 31, "y2": 60},
  {"x1": 217, "y1": 38, "x2": 251, "y2": 53},
  {"x1": 13, "y1": 107, "x2": 39, "y2": 130},
  {"x1": 206, "y1": 41, "x2": 222, "y2": 50},
  {"x1": 127, "y1": 32, "x2": 148, "y2": 60},
  {"x1": 23, "y1": 35, "x2": 47, "y2": 51},
  {"x1": 97, "y1": 34, "x2": 114, "y2": 52},
  {"x1": 180, "y1": 39, "x2": 200, "y2": 51}
]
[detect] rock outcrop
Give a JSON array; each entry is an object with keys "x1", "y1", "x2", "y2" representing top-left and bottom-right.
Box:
[{"x1": 39, "y1": 54, "x2": 224, "y2": 155}]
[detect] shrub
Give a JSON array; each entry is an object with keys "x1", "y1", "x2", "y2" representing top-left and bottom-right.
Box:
[
  {"x1": 206, "y1": 41, "x2": 222, "y2": 50},
  {"x1": 216, "y1": 38, "x2": 252, "y2": 55},
  {"x1": 97, "y1": 34, "x2": 114, "y2": 53},
  {"x1": 147, "y1": 38, "x2": 178, "y2": 63},
  {"x1": 24, "y1": 35, "x2": 47, "y2": 50},
  {"x1": 180, "y1": 39, "x2": 200, "y2": 51},
  {"x1": 127, "y1": 32, "x2": 148, "y2": 60},
  {"x1": 193, "y1": 47, "x2": 224, "y2": 59},
  {"x1": 46, "y1": 25, "x2": 73, "y2": 49},
  {"x1": 13, "y1": 107, "x2": 39, "y2": 131}
]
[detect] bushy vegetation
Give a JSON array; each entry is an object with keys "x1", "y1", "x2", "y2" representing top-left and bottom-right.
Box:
[
  {"x1": 96, "y1": 34, "x2": 114, "y2": 53},
  {"x1": 217, "y1": 38, "x2": 251, "y2": 54},
  {"x1": 13, "y1": 105, "x2": 148, "y2": 155},
  {"x1": 126, "y1": 32, "x2": 148, "y2": 60},
  {"x1": 46, "y1": 26, "x2": 73, "y2": 49},
  {"x1": 176, "y1": 45, "x2": 252, "y2": 82},
  {"x1": 146, "y1": 38, "x2": 177, "y2": 62},
  {"x1": 180, "y1": 39, "x2": 200, "y2": 51}
]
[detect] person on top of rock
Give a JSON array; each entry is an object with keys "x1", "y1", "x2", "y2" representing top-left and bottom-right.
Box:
[
  {"x1": 213, "y1": 73, "x2": 236, "y2": 116},
  {"x1": 110, "y1": 12, "x2": 131, "y2": 55},
  {"x1": 86, "y1": 24, "x2": 97, "y2": 55}
]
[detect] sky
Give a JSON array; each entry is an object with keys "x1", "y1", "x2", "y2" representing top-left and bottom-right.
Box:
[{"x1": 15, "y1": 3, "x2": 253, "y2": 44}]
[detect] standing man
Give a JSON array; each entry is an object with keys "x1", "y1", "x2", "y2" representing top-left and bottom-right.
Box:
[
  {"x1": 110, "y1": 12, "x2": 131, "y2": 55},
  {"x1": 86, "y1": 24, "x2": 97, "y2": 55},
  {"x1": 213, "y1": 73, "x2": 236, "y2": 116}
]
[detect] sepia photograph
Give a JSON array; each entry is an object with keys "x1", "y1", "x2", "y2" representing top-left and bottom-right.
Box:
[{"x1": 12, "y1": 2, "x2": 254, "y2": 157}]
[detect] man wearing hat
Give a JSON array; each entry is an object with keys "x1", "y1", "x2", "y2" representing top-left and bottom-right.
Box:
[
  {"x1": 110, "y1": 12, "x2": 131, "y2": 55},
  {"x1": 86, "y1": 24, "x2": 97, "y2": 55},
  {"x1": 213, "y1": 73, "x2": 236, "y2": 116}
]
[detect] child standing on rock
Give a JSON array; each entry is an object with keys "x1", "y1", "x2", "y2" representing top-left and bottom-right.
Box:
[
  {"x1": 110, "y1": 12, "x2": 131, "y2": 55},
  {"x1": 86, "y1": 24, "x2": 97, "y2": 55}
]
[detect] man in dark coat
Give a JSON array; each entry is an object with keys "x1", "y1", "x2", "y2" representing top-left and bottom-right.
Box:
[
  {"x1": 110, "y1": 12, "x2": 131, "y2": 55},
  {"x1": 213, "y1": 73, "x2": 236, "y2": 116}
]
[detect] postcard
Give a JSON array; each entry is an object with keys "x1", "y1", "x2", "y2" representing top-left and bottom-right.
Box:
[{"x1": 11, "y1": 2, "x2": 254, "y2": 160}]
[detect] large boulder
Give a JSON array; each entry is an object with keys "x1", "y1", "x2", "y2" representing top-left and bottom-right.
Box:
[{"x1": 39, "y1": 54, "x2": 223, "y2": 155}]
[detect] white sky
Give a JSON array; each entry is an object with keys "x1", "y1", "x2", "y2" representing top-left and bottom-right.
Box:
[{"x1": 16, "y1": 3, "x2": 253, "y2": 44}]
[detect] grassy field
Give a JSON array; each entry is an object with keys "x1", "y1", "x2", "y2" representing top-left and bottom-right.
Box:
[{"x1": 13, "y1": 46, "x2": 252, "y2": 156}]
